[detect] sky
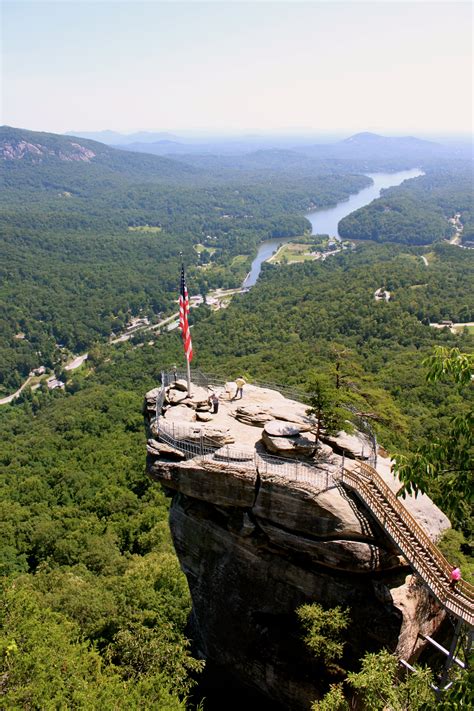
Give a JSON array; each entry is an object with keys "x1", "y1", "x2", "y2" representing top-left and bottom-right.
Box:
[{"x1": 1, "y1": 0, "x2": 472, "y2": 136}]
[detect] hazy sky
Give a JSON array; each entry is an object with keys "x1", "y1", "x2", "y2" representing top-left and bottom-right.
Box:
[{"x1": 1, "y1": 0, "x2": 472, "y2": 135}]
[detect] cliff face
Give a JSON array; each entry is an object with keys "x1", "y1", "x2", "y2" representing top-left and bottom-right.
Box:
[{"x1": 145, "y1": 383, "x2": 449, "y2": 709}]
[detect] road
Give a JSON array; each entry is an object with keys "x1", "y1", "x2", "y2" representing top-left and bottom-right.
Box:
[
  {"x1": 1, "y1": 286, "x2": 247, "y2": 405},
  {"x1": 0, "y1": 376, "x2": 34, "y2": 405}
]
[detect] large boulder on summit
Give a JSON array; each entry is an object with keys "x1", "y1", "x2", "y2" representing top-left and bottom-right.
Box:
[
  {"x1": 201, "y1": 426, "x2": 235, "y2": 446},
  {"x1": 167, "y1": 388, "x2": 189, "y2": 405},
  {"x1": 146, "y1": 438, "x2": 185, "y2": 461},
  {"x1": 181, "y1": 385, "x2": 211, "y2": 409},
  {"x1": 196, "y1": 411, "x2": 214, "y2": 422},
  {"x1": 164, "y1": 404, "x2": 196, "y2": 422},
  {"x1": 172, "y1": 378, "x2": 189, "y2": 392},
  {"x1": 233, "y1": 405, "x2": 274, "y2": 427},
  {"x1": 322, "y1": 430, "x2": 372, "y2": 459},
  {"x1": 145, "y1": 386, "x2": 162, "y2": 402},
  {"x1": 233, "y1": 406, "x2": 313, "y2": 430},
  {"x1": 262, "y1": 429, "x2": 317, "y2": 457},
  {"x1": 264, "y1": 420, "x2": 302, "y2": 437}
]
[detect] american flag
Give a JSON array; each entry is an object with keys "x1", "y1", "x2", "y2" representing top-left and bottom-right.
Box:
[{"x1": 179, "y1": 264, "x2": 193, "y2": 362}]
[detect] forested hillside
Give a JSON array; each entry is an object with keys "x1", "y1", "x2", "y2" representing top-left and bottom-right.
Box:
[
  {"x1": 1, "y1": 238, "x2": 472, "y2": 705},
  {"x1": 339, "y1": 164, "x2": 472, "y2": 245},
  {"x1": 1, "y1": 126, "x2": 473, "y2": 707},
  {"x1": 192, "y1": 242, "x2": 473, "y2": 450},
  {"x1": 0, "y1": 127, "x2": 370, "y2": 394}
]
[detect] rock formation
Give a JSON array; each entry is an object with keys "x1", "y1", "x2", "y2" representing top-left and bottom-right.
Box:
[{"x1": 145, "y1": 380, "x2": 450, "y2": 709}]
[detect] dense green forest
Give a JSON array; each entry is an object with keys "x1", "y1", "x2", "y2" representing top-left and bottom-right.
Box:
[
  {"x1": 0, "y1": 126, "x2": 370, "y2": 393},
  {"x1": 1, "y1": 127, "x2": 473, "y2": 707},
  {"x1": 192, "y1": 242, "x2": 473, "y2": 449},
  {"x1": 0, "y1": 355, "x2": 203, "y2": 708},
  {"x1": 1, "y1": 240, "x2": 473, "y2": 705},
  {"x1": 339, "y1": 164, "x2": 472, "y2": 245}
]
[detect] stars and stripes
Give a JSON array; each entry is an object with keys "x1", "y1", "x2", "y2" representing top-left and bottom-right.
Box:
[{"x1": 179, "y1": 264, "x2": 193, "y2": 362}]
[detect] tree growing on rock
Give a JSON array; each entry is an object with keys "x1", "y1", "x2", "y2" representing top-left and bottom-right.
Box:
[{"x1": 306, "y1": 375, "x2": 349, "y2": 441}]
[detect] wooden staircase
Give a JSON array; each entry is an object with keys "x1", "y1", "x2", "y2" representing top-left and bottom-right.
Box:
[{"x1": 337, "y1": 462, "x2": 474, "y2": 628}]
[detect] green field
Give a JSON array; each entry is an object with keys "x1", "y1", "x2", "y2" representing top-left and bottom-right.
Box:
[
  {"x1": 268, "y1": 241, "x2": 321, "y2": 264},
  {"x1": 128, "y1": 224, "x2": 162, "y2": 232}
]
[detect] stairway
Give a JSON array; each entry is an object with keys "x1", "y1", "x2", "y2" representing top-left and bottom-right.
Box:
[{"x1": 338, "y1": 462, "x2": 474, "y2": 628}]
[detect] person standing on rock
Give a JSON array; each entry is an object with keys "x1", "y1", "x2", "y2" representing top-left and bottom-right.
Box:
[
  {"x1": 209, "y1": 392, "x2": 219, "y2": 414},
  {"x1": 234, "y1": 376, "x2": 246, "y2": 400}
]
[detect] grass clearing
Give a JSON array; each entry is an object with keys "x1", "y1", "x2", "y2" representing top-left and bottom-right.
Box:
[
  {"x1": 452, "y1": 324, "x2": 474, "y2": 334},
  {"x1": 194, "y1": 243, "x2": 216, "y2": 256},
  {"x1": 128, "y1": 225, "x2": 162, "y2": 233},
  {"x1": 230, "y1": 254, "x2": 249, "y2": 267},
  {"x1": 268, "y1": 242, "x2": 321, "y2": 265}
]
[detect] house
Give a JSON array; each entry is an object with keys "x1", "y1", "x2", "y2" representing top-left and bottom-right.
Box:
[
  {"x1": 47, "y1": 377, "x2": 65, "y2": 390},
  {"x1": 29, "y1": 366, "x2": 46, "y2": 376}
]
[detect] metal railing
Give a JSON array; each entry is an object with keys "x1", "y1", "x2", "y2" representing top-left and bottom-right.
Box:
[
  {"x1": 160, "y1": 368, "x2": 307, "y2": 404},
  {"x1": 338, "y1": 462, "x2": 474, "y2": 627},
  {"x1": 152, "y1": 418, "x2": 336, "y2": 490},
  {"x1": 158, "y1": 367, "x2": 378, "y2": 465},
  {"x1": 149, "y1": 378, "x2": 473, "y2": 625}
]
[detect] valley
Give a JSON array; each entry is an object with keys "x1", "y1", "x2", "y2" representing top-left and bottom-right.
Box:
[{"x1": 0, "y1": 125, "x2": 472, "y2": 710}]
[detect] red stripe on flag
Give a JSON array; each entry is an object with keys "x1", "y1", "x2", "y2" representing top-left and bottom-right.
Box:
[{"x1": 179, "y1": 265, "x2": 193, "y2": 362}]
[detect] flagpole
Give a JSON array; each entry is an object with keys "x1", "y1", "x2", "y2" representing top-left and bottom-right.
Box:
[
  {"x1": 179, "y1": 257, "x2": 193, "y2": 397},
  {"x1": 186, "y1": 358, "x2": 192, "y2": 397}
]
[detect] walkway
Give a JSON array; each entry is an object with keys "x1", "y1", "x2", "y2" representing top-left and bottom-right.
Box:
[
  {"x1": 338, "y1": 462, "x2": 474, "y2": 627},
  {"x1": 154, "y1": 371, "x2": 473, "y2": 628}
]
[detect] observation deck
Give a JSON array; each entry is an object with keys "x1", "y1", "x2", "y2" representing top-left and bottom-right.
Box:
[{"x1": 145, "y1": 369, "x2": 473, "y2": 629}]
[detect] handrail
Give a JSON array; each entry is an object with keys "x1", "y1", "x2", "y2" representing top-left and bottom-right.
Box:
[
  {"x1": 158, "y1": 368, "x2": 378, "y2": 465},
  {"x1": 160, "y1": 368, "x2": 308, "y2": 405},
  {"x1": 339, "y1": 464, "x2": 474, "y2": 627},
  {"x1": 356, "y1": 462, "x2": 474, "y2": 599},
  {"x1": 152, "y1": 418, "x2": 336, "y2": 491}
]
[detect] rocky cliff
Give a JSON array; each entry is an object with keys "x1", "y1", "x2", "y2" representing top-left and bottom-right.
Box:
[{"x1": 145, "y1": 380, "x2": 450, "y2": 709}]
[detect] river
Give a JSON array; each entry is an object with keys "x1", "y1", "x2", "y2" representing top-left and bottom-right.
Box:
[{"x1": 242, "y1": 168, "x2": 423, "y2": 288}]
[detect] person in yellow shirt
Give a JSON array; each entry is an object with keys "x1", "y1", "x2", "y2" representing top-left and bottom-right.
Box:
[{"x1": 234, "y1": 376, "x2": 246, "y2": 400}]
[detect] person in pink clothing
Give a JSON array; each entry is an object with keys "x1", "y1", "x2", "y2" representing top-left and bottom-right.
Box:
[{"x1": 449, "y1": 566, "x2": 461, "y2": 590}]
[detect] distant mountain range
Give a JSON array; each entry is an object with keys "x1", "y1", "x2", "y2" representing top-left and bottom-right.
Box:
[
  {"x1": 1, "y1": 126, "x2": 469, "y2": 196},
  {"x1": 300, "y1": 132, "x2": 445, "y2": 161},
  {"x1": 0, "y1": 125, "x2": 198, "y2": 184},
  {"x1": 73, "y1": 130, "x2": 454, "y2": 162},
  {"x1": 65, "y1": 129, "x2": 182, "y2": 145}
]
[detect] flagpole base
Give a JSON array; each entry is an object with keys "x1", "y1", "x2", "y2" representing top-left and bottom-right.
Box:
[{"x1": 186, "y1": 360, "x2": 192, "y2": 396}]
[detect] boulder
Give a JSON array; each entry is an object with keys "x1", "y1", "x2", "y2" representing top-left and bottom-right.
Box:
[
  {"x1": 182, "y1": 385, "x2": 211, "y2": 409},
  {"x1": 322, "y1": 430, "x2": 372, "y2": 459},
  {"x1": 233, "y1": 405, "x2": 313, "y2": 431},
  {"x1": 163, "y1": 404, "x2": 196, "y2": 422},
  {"x1": 145, "y1": 386, "x2": 162, "y2": 402},
  {"x1": 164, "y1": 424, "x2": 235, "y2": 447},
  {"x1": 167, "y1": 388, "x2": 189, "y2": 405},
  {"x1": 212, "y1": 446, "x2": 255, "y2": 463},
  {"x1": 196, "y1": 411, "x2": 214, "y2": 422},
  {"x1": 172, "y1": 378, "x2": 189, "y2": 392},
  {"x1": 314, "y1": 442, "x2": 337, "y2": 464},
  {"x1": 262, "y1": 429, "x2": 316, "y2": 457},
  {"x1": 270, "y1": 410, "x2": 314, "y2": 431},
  {"x1": 147, "y1": 439, "x2": 185, "y2": 460},
  {"x1": 233, "y1": 405, "x2": 274, "y2": 427},
  {"x1": 202, "y1": 426, "x2": 235, "y2": 446},
  {"x1": 264, "y1": 420, "x2": 302, "y2": 437}
]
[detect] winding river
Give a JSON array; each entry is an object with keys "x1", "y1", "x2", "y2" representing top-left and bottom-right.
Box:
[{"x1": 243, "y1": 168, "x2": 423, "y2": 288}]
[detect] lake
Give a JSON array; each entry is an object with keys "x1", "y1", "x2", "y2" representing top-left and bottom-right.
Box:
[{"x1": 242, "y1": 168, "x2": 424, "y2": 288}]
